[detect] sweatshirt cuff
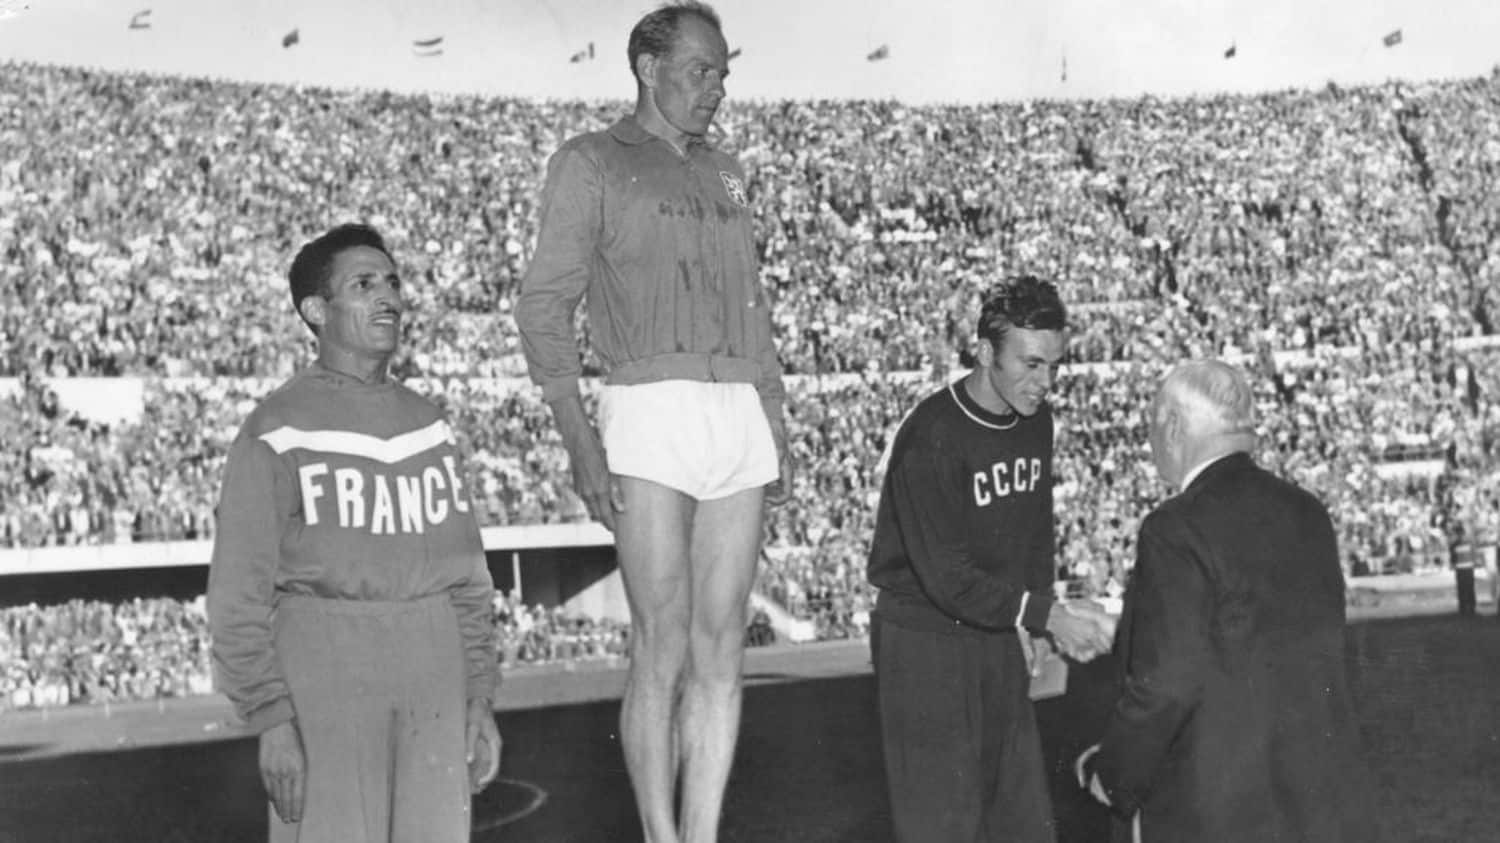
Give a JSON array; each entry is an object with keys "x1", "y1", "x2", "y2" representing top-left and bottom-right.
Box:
[
  {"x1": 540, "y1": 375, "x2": 581, "y2": 403},
  {"x1": 244, "y1": 696, "x2": 296, "y2": 734},
  {"x1": 1020, "y1": 590, "x2": 1054, "y2": 631},
  {"x1": 760, "y1": 392, "x2": 785, "y2": 423},
  {"x1": 466, "y1": 672, "x2": 499, "y2": 705}
]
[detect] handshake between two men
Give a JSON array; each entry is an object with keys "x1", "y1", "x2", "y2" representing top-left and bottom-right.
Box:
[
  {"x1": 867, "y1": 351, "x2": 1377, "y2": 843},
  {"x1": 1018, "y1": 597, "x2": 1118, "y2": 679}
]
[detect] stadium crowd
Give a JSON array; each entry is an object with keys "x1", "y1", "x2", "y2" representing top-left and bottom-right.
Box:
[
  {"x1": 3, "y1": 60, "x2": 1500, "y2": 708},
  {"x1": 4, "y1": 64, "x2": 1495, "y2": 380},
  {"x1": 2, "y1": 597, "x2": 215, "y2": 710},
  {"x1": 1, "y1": 590, "x2": 633, "y2": 711}
]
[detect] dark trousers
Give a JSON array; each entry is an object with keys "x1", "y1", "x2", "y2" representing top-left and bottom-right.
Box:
[
  {"x1": 1455, "y1": 566, "x2": 1476, "y2": 616},
  {"x1": 873, "y1": 617, "x2": 1055, "y2": 843}
]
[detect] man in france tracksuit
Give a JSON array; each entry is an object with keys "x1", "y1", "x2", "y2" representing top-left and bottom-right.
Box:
[{"x1": 208, "y1": 223, "x2": 501, "y2": 843}]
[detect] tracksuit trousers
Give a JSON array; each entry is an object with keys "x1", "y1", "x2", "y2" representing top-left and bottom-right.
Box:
[
  {"x1": 269, "y1": 593, "x2": 471, "y2": 843},
  {"x1": 874, "y1": 616, "x2": 1056, "y2": 843}
]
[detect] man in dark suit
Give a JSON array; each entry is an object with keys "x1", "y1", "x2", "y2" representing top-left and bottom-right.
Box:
[{"x1": 1077, "y1": 359, "x2": 1377, "y2": 843}]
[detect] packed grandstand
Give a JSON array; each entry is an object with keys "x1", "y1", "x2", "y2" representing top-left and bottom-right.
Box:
[{"x1": 3, "y1": 60, "x2": 1499, "y2": 710}]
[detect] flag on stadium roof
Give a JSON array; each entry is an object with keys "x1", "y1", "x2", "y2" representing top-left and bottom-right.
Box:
[
  {"x1": 1224, "y1": 43, "x2": 1237, "y2": 59},
  {"x1": 866, "y1": 44, "x2": 890, "y2": 62},
  {"x1": 728, "y1": 47, "x2": 742, "y2": 61},
  {"x1": 568, "y1": 46, "x2": 588, "y2": 63},
  {"x1": 128, "y1": 8, "x2": 150, "y2": 29},
  {"x1": 282, "y1": 29, "x2": 299, "y2": 48},
  {"x1": 1383, "y1": 29, "x2": 1403, "y2": 47},
  {"x1": 412, "y1": 36, "x2": 443, "y2": 57},
  {"x1": 1060, "y1": 54, "x2": 1067, "y2": 82}
]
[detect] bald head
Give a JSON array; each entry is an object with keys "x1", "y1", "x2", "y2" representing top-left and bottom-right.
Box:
[
  {"x1": 1149, "y1": 360, "x2": 1257, "y2": 488},
  {"x1": 1155, "y1": 359, "x2": 1256, "y2": 437}
]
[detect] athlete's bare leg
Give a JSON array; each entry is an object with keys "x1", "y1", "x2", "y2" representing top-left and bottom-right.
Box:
[
  {"x1": 678, "y1": 486, "x2": 764, "y2": 843},
  {"x1": 614, "y1": 477, "x2": 695, "y2": 843}
]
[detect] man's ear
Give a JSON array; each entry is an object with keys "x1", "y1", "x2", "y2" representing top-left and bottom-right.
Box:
[
  {"x1": 973, "y1": 337, "x2": 995, "y2": 368},
  {"x1": 1160, "y1": 404, "x2": 1186, "y2": 447},
  {"x1": 299, "y1": 296, "x2": 327, "y2": 330},
  {"x1": 636, "y1": 53, "x2": 658, "y2": 90}
]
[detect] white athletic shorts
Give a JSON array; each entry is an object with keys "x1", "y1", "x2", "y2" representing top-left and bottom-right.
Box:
[{"x1": 598, "y1": 379, "x2": 779, "y2": 501}]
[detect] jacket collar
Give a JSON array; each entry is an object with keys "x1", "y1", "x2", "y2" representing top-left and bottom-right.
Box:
[
  {"x1": 608, "y1": 115, "x2": 713, "y2": 150},
  {"x1": 608, "y1": 115, "x2": 654, "y2": 145},
  {"x1": 1181, "y1": 450, "x2": 1253, "y2": 494}
]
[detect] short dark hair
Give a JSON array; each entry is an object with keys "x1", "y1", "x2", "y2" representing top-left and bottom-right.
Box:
[
  {"x1": 287, "y1": 223, "x2": 393, "y2": 334},
  {"x1": 977, "y1": 275, "x2": 1068, "y2": 351},
  {"x1": 627, "y1": 1, "x2": 722, "y2": 85}
]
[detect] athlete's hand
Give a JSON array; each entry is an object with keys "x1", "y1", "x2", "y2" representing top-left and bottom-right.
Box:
[
  {"x1": 260, "y1": 718, "x2": 306, "y2": 825},
  {"x1": 765, "y1": 419, "x2": 794, "y2": 507},
  {"x1": 550, "y1": 396, "x2": 625, "y2": 531},
  {"x1": 1046, "y1": 600, "x2": 1115, "y2": 663},
  {"x1": 1072, "y1": 598, "x2": 1119, "y2": 648},
  {"x1": 568, "y1": 433, "x2": 625, "y2": 531},
  {"x1": 765, "y1": 452, "x2": 795, "y2": 507},
  {"x1": 465, "y1": 698, "x2": 502, "y2": 794}
]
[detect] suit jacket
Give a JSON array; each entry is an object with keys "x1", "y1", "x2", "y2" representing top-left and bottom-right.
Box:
[{"x1": 1091, "y1": 453, "x2": 1377, "y2": 843}]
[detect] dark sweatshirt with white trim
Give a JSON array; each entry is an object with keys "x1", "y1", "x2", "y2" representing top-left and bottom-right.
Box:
[
  {"x1": 867, "y1": 379, "x2": 1057, "y2": 636},
  {"x1": 206, "y1": 363, "x2": 499, "y2": 732}
]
